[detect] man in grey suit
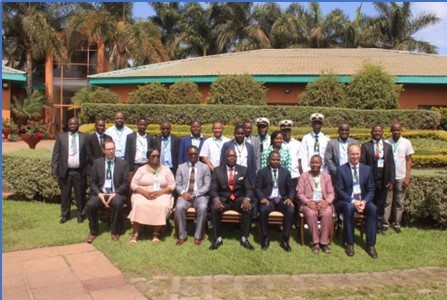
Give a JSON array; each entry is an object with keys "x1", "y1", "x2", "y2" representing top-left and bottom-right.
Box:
[
  {"x1": 51, "y1": 117, "x2": 87, "y2": 224},
  {"x1": 243, "y1": 120, "x2": 261, "y2": 172},
  {"x1": 174, "y1": 146, "x2": 212, "y2": 246},
  {"x1": 325, "y1": 122, "x2": 357, "y2": 181}
]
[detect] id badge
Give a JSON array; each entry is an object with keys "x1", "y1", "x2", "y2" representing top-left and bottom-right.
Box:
[
  {"x1": 141, "y1": 150, "x2": 146, "y2": 157},
  {"x1": 116, "y1": 143, "x2": 122, "y2": 151},
  {"x1": 154, "y1": 181, "x2": 161, "y2": 191},
  {"x1": 313, "y1": 191, "x2": 322, "y2": 201},
  {"x1": 353, "y1": 183, "x2": 361, "y2": 195},
  {"x1": 313, "y1": 151, "x2": 319, "y2": 155},
  {"x1": 377, "y1": 158, "x2": 384, "y2": 168},
  {"x1": 105, "y1": 179, "x2": 112, "y2": 189},
  {"x1": 271, "y1": 187, "x2": 279, "y2": 198}
]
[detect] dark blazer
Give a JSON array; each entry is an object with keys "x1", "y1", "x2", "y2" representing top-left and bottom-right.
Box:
[
  {"x1": 89, "y1": 157, "x2": 129, "y2": 197},
  {"x1": 255, "y1": 166, "x2": 295, "y2": 202},
  {"x1": 153, "y1": 134, "x2": 180, "y2": 173},
  {"x1": 125, "y1": 132, "x2": 153, "y2": 171},
  {"x1": 360, "y1": 140, "x2": 396, "y2": 188},
  {"x1": 178, "y1": 135, "x2": 206, "y2": 165},
  {"x1": 220, "y1": 140, "x2": 257, "y2": 184},
  {"x1": 51, "y1": 131, "x2": 87, "y2": 178},
  {"x1": 209, "y1": 164, "x2": 254, "y2": 202},
  {"x1": 324, "y1": 137, "x2": 357, "y2": 177},
  {"x1": 85, "y1": 132, "x2": 110, "y2": 175},
  {"x1": 334, "y1": 163, "x2": 375, "y2": 203}
]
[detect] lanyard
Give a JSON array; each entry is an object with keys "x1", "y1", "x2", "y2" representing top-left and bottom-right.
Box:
[
  {"x1": 115, "y1": 127, "x2": 124, "y2": 142},
  {"x1": 234, "y1": 142, "x2": 245, "y2": 157},
  {"x1": 213, "y1": 137, "x2": 223, "y2": 150},
  {"x1": 312, "y1": 175, "x2": 320, "y2": 189},
  {"x1": 148, "y1": 165, "x2": 159, "y2": 179},
  {"x1": 137, "y1": 134, "x2": 146, "y2": 148},
  {"x1": 391, "y1": 138, "x2": 401, "y2": 153},
  {"x1": 374, "y1": 140, "x2": 383, "y2": 154},
  {"x1": 338, "y1": 138, "x2": 348, "y2": 153}
]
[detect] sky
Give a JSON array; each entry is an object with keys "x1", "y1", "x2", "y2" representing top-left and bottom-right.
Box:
[{"x1": 133, "y1": 2, "x2": 447, "y2": 55}]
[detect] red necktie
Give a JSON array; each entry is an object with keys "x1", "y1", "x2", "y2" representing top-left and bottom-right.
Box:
[
  {"x1": 229, "y1": 168, "x2": 235, "y2": 201},
  {"x1": 375, "y1": 141, "x2": 380, "y2": 158}
]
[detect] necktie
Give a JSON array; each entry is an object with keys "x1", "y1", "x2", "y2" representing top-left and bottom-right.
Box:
[
  {"x1": 353, "y1": 166, "x2": 360, "y2": 200},
  {"x1": 314, "y1": 134, "x2": 319, "y2": 153},
  {"x1": 70, "y1": 133, "x2": 77, "y2": 155},
  {"x1": 228, "y1": 167, "x2": 235, "y2": 201},
  {"x1": 99, "y1": 134, "x2": 103, "y2": 146},
  {"x1": 260, "y1": 138, "x2": 264, "y2": 153},
  {"x1": 106, "y1": 161, "x2": 112, "y2": 193},
  {"x1": 272, "y1": 169, "x2": 280, "y2": 204},
  {"x1": 375, "y1": 140, "x2": 380, "y2": 158},
  {"x1": 187, "y1": 164, "x2": 195, "y2": 194}
]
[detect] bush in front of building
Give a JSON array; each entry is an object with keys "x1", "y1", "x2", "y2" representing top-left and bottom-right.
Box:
[
  {"x1": 432, "y1": 107, "x2": 447, "y2": 130},
  {"x1": 168, "y1": 81, "x2": 201, "y2": 104},
  {"x1": 207, "y1": 75, "x2": 267, "y2": 105},
  {"x1": 299, "y1": 72, "x2": 348, "y2": 107},
  {"x1": 128, "y1": 82, "x2": 169, "y2": 104},
  {"x1": 347, "y1": 62, "x2": 402, "y2": 109}
]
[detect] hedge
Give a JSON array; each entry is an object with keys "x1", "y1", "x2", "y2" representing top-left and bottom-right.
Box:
[
  {"x1": 80, "y1": 104, "x2": 441, "y2": 130},
  {"x1": 3, "y1": 151, "x2": 447, "y2": 228}
]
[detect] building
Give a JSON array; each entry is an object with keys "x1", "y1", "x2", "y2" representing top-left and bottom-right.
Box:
[
  {"x1": 89, "y1": 48, "x2": 447, "y2": 109},
  {"x1": 2, "y1": 63, "x2": 27, "y2": 120}
]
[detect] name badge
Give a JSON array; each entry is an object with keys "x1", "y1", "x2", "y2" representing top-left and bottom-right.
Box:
[
  {"x1": 105, "y1": 179, "x2": 112, "y2": 189},
  {"x1": 271, "y1": 187, "x2": 279, "y2": 198},
  {"x1": 377, "y1": 158, "x2": 384, "y2": 168},
  {"x1": 313, "y1": 191, "x2": 322, "y2": 201},
  {"x1": 116, "y1": 143, "x2": 122, "y2": 151},
  {"x1": 164, "y1": 155, "x2": 170, "y2": 162},
  {"x1": 154, "y1": 181, "x2": 161, "y2": 191},
  {"x1": 313, "y1": 151, "x2": 319, "y2": 155},
  {"x1": 353, "y1": 183, "x2": 361, "y2": 195}
]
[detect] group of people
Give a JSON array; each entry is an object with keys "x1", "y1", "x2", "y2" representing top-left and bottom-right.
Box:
[{"x1": 51, "y1": 111, "x2": 414, "y2": 258}]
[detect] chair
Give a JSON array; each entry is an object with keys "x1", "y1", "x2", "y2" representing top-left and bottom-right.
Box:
[
  {"x1": 257, "y1": 211, "x2": 286, "y2": 241},
  {"x1": 298, "y1": 212, "x2": 335, "y2": 246},
  {"x1": 335, "y1": 212, "x2": 367, "y2": 241},
  {"x1": 173, "y1": 207, "x2": 207, "y2": 240},
  {"x1": 221, "y1": 210, "x2": 243, "y2": 224}
]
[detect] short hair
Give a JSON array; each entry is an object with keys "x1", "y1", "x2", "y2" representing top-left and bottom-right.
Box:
[
  {"x1": 225, "y1": 148, "x2": 236, "y2": 156},
  {"x1": 310, "y1": 154, "x2": 322, "y2": 162},
  {"x1": 95, "y1": 118, "x2": 106, "y2": 124},
  {"x1": 190, "y1": 120, "x2": 201, "y2": 126},
  {"x1": 347, "y1": 143, "x2": 360, "y2": 153},
  {"x1": 371, "y1": 124, "x2": 383, "y2": 131},
  {"x1": 269, "y1": 150, "x2": 281, "y2": 159},
  {"x1": 242, "y1": 120, "x2": 252, "y2": 127},
  {"x1": 146, "y1": 147, "x2": 160, "y2": 158},
  {"x1": 234, "y1": 124, "x2": 244, "y2": 132},
  {"x1": 137, "y1": 117, "x2": 147, "y2": 123},
  {"x1": 187, "y1": 145, "x2": 199, "y2": 153},
  {"x1": 270, "y1": 130, "x2": 282, "y2": 145},
  {"x1": 212, "y1": 120, "x2": 223, "y2": 127},
  {"x1": 114, "y1": 111, "x2": 125, "y2": 118},
  {"x1": 102, "y1": 138, "x2": 115, "y2": 149}
]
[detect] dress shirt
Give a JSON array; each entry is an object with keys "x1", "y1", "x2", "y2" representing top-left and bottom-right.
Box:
[
  {"x1": 160, "y1": 135, "x2": 173, "y2": 168},
  {"x1": 338, "y1": 138, "x2": 349, "y2": 166},
  {"x1": 200, "y1": 136, "x2": 230, "y2": 168},
  {"x1": 135, "y1": 133, "x2": 148, "y2": 164},
  {"x1": 102, "y1": 158, "x2": 116, "y2": 193},
  {"x1": 182, "y1": 162, "x2": 198, "y2": 194},
  {"x1": 105, "y1": 125, "x2": 132, "y2": 159},
  {"x1": 67, "y1": 132, "x2": 80, "y2": 168},
  {"x1": 282, "y1": 138, "x2": 304, "y2": 178},
  {"x1": 234, "y1": 141, "x2": 248, "y2": 167}
]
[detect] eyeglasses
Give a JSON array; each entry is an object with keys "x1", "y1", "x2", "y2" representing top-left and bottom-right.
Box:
[
  {"x1": 188, "y1": 153, "x2": 199, "y2": 156},
  {"x1": 104, "y1": 148, "x2": 115, "y2": 151},
  {"x1": 161, "y1": 128, "x2": 170, "y2": 130},
  {"x1": 150, "y1": 155, "x2": 160, "y2": 158}
]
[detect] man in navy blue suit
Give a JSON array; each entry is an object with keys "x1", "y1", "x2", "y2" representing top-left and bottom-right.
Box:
[
  {"x1": 334, "y1": 143, "x2": 378, "y2": 258},
  {"x1": 178, "y1": 121, "x2": 205, "y2": 165}
]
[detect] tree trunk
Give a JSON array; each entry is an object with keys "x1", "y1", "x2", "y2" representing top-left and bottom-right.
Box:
[{"x1": 26, "y1": 50, "x2": 33, "y2": 91}]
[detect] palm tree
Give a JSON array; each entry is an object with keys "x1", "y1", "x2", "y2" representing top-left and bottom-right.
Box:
[
  {"x1": 372, "y1": 2, "x2": 440, "y2": 53},
  {"x1": 252, "y1": 2, "x2": 283, "y2": 39},
  {"x1": 11, "y1": 89, "x2": 49, "y2": 128}
]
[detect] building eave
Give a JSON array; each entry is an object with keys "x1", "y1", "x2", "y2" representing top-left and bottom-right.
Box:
[{"x1": 2, "y1": 73, "x2": 27, "y2": 82}]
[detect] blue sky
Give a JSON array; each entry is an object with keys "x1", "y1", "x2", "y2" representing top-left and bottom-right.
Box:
[{"x1": 133, "y1": 2, "x2": 447, "y2": 55}]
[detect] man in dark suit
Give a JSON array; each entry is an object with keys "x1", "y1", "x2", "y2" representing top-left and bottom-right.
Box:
[
  {"x1": 125, "y1": 117, "x2": 152, "y2": 176},
  {"x1": 51, "y1": 117, "x2": 87, "y2": 224},
  {"x1": 256, "y1": 151, "x2": 295, "y2": 252},
  {"x1": 85, "y1": 118, "x2": 109, "y2": 176},
  {"x1": 85, "y1": 138, "x2": 129, "y2": 242},
  {"x1": 209, "y1": 148, "x2": 255, "y2": 251},
  {"x1": 242, "y1": 120, "x2": 261, "y2": 172},
  {"x1": 178, "y1": 121, "x2": 205, "y2": 165},
  {"x1": 334, "y1": 143, "x2": 378, "y2": 258},
  {"x1": 360, "y1": 124, "x2": 396, "y2": 233},
  {"x1": 153, "y1": 121, "x2": 180, "y2": 175}
]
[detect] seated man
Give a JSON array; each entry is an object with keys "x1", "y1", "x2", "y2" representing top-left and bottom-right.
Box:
[
  {"x1": 175, "y1": 146, "x2": 211, "y2": 246},
  {"x1": 334, "y1": 144, "x2": 378, "y2": 258},
  {"x1": 85, "y1": 139, "x2": 129, "y2": 243},
  {"x1": 209, "y1": 148, "x2": 255, "y2": 251},
  {"x1": 256, "y1": 151, "x2": 295, "y2": 252}
]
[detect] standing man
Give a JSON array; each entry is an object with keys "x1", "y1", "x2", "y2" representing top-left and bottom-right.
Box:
[
  {"x1": 51, "y1": 117, "x2": 87, "y2": 224},
  {"x1": 279, "y1": 119, "x2": 304, "y2": 187},
  {"x1": 325, "y1": 122, "x2": 357, "y2": 181},
  {"x1": 334, "y1": 144, "x2": 378, "y2": 258},
  {"x1": 200, "y1": 121, "x2": 230, "y2": 172},
  {"x1": 85, "y1": 139, "x2": 129, "y2": 242},
  {"x1": 85, "y1": 118, "x2": 109, "y2": 177},
  {"x1": 361, "y1": 124, "x2": 395, "y2": 233},
  {"x1": 153, "y1": 121, "x2": 180, "y2": 175},
  {"x1": 209, "y1": 148, "x2": 255, "y2": 251},
  {"x1": 301, "y1": 113, "x2": 330, "y2": 173},
  {"x1": 104, "y1": 111, "x2": 132, "y2": 160},
  {"x1": 178, "y1": 121, "x2": 206, "y2": 165},
  {"x1": 243, "y1": 120, "x2": 261, "y2": 172},
  {"x1": 256, "y1": 151, "x2": 295, "y2": 252},
  {"x1": 255, "y1": 117, "x2": 271, "y2": 155},
  {"x1": 384, "y1": 122, "x2": 414, "y2": 233},
  {"x1": 125, "y1": 117, "x2": 153, "y2": 176},
  {"x1": 175, "y1": 146, "x2": 212, "y2": 245}
]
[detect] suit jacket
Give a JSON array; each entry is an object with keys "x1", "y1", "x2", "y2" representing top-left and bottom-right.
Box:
[
  {"x1": 297, "y1": 171, "x2": 335, "y2": 204},
  {"x1": 360, "y1": 140, "x2": 396, "y2": 188},
  {"x1": 175, "y1": 161, "x2": 211, "y2": 197},
  {"x1": 125, "y1": 132, "x2": 153, "y2": 171},
  {"x1": 324, "y1": 137, "x2": 357, "y2": 177},
  {"x1": 178, "y1": 135, "x2": 206, "y2": 165},
  {"x1": 51, "y1": 131, "x2": 87, "y2": 178},
  {"x1": 90, "y1": 157, "x2": 129, "y2": 197},
  {"x1": 209, "y1": 164, "x2": 254, "y2": 202},
  {"x1": 153, "y1": 134, "x2": 180, "y2": 173},
  {"x1": 334, "y1": 163, "x2": 375, "y2": 203},
  {"x1": 247, "y1": 136, "x2": 261, "y2": 171},
  {"x1": 220, "y1": 140, "x2": 257, "y2": 184},
  {"x1": 255, "y1": 166, "x2": 295, "y2": 202},
  {"x1": 85, "y1": 132, "x2": 110, "y2": 175}
]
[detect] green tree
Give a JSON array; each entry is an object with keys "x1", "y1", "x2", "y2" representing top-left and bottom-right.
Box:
[
  {"x1": 347, "y1": 62, "x2": 402, "y2": 109},
  {"x1": 128, "y1": 82, "x2": 170, "y2": 104},
  {"x1": 11, "y1": 89, "x2": 49, "y2": 128},
  {"x1": 207, "y1": 75, "x2": 267, "y2": 105},
  {"x1": 168, "y1": 81, "x2": 202, "y2": 104},
  {"x1": 299, "y1": 72, "x2": 348, "y2": 107}
]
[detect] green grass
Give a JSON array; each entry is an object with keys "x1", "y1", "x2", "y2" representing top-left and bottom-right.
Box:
[{"x1": 3, "y1": 200, "x2": 447, "y2": 277}]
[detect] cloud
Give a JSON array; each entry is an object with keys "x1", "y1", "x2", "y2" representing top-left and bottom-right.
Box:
[{"x1": 412, "y1": 2, "x2": 447, "y2": 54}]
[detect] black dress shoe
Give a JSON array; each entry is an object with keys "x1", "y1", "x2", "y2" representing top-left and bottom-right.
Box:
[
  {"x1": 279, "y1": 240, "x2": 292, "y2": 252},
  {"x1": 209, "y1": 239, "x2": 223, "y2": 250},
  {"x1": 240, "y1": 239, "x2": 255, "y2": 251},
  {"x1": 392, "y1": 226, "x2": 401, "y2": 233},
  {"x1": 77, "y1": 215, "x2": 85, "y2": 223},
  {"x1": 261, "y1": 237, "x2": 270, "y2": 250},
  {"x1": 60, "y1": 216, "x2": 70, "y2": 224},
  {"x1": 366, "y1": 245, "x2": 378, "y2": 258},
  {"x1": 345, "y1": 244, "x2": 355, "y2": 257}
]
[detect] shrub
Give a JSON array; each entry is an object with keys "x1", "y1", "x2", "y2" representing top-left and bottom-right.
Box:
[
  {"x1": 81, "y1": 103, "x2": 440, "y2": 129},
  {"x1": 299, "y1": 72, "x2": 348, "y2": 107},
  {"x1": 168, "y1": 81, "x2": 201, "y2": 104},
  {"x1": 2, "y1": 150, "x2": 60, "y2": 202},
  {"x1": 432, "y1": 107, "x2": 447, "y2": 130},
  {"x1": 207, "y1": 75, "x2": 267, "y2": 105},
  {"x1": 347, "y1": 62, "x2": 402, "y2": 109},
  {"x1": 72, "y1": 86, "x2": 119, "y2": 107},
  {"x1": 128, "y1": 82, "x2": 169, "y2": 104}
]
